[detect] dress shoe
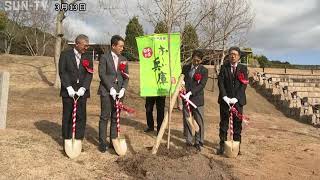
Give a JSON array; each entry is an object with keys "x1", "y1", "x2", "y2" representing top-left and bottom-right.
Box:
[
  {"x1": 217, "y1": 145, "x2": 224, "y2": 155},
  {"x1": 99, "y1": 143, "x2": 107, "y2": 153},
  {"x1": 109, "y1": 143, "x2": 114, "y2": 149},
  {"x1": 194, "y1": 144, "x2": 201, "y2": 152},
  {"x1": 144, "y1": 128, "x2": 154, "y2": 133},
  {"x1": 238, "y1": 145, "x2": 242, "y2": 155},
  {"x1": 199, "y1": 142, "x2": 204, "y2": 147}
]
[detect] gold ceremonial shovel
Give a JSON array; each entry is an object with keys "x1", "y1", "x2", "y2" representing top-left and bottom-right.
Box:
[
  {"x1": 64, "y1": 96, "x2": 82, "y2": 159},
  {"x1": 112, "y1": 97, "x2": 127, "y2": 156},
  {"x1": 224, "y1": 104, "x2": 240, "y2": 158},
  {"x1": 181, "y1": 92, "x2": 200, "y2": 135}
]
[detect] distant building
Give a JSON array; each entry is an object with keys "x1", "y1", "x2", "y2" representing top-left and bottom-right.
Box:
[{"x1": 67, "y1": 42, "x2": 110, "y2": 61}]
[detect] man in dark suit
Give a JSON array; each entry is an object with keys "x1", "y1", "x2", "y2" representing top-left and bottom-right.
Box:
[
  {"x1": 144, "y1": 96, "x2": 166, "y2": 134},
  {"x1": 182, "y1": 50, "x2": 208, "y2": 151},
  {"x1": 59, "y1": 34, "x2": 93, "y2": 142},
  {"x1": 217, "y1": 46, "x2": 248, "y2": 155},
  {"x1": 97, "y1": 35, "x2": 129, "y2": 153}
]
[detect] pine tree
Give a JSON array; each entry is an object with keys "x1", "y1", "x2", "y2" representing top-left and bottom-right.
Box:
[
  {"x1": 124, "y1": 16, "x2": 144, "y2": 61},
  {"x1": 0, "y1": 11, "x2": 7, "y2": 31},
  {"x1": 181, "y1": 24, "x2": 199, "y2": 61},
  {"x1": 154, "y1": 21, "x2": 168, "y2": 33}
]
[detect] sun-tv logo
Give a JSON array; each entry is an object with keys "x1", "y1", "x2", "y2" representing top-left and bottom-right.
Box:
[{"x1": 3, "y1": 0, "x2": 49, "y2": 11}]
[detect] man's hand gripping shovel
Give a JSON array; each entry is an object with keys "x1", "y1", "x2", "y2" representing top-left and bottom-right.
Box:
[{"x1": 180, "y1": 93, "x2": 200, "y2": 136}]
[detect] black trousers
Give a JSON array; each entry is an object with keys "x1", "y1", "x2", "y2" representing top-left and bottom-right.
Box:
[
  {"x1": 145, "y1": 96, "x2": 166, "y2": 132},
  {"x1": 219, "y1": 103, "x2": 243, "y2": 144},
  {"x1": 62, "y1": 97, "x2": 87, "y2": 139},
  {"x1": 99, "y1": 95, "x2": 119, "y2": 145}
]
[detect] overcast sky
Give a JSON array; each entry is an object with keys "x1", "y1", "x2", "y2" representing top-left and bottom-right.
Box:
[
  {"x1": 3, "y1": 0, "x2": 318, "y2": 65},
  {"x1": 248, "y1": 0, "x2": 320, "y2": 65}
]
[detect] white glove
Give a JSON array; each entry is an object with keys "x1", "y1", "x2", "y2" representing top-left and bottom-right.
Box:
[
  {"x1": 110, "y1": 87, "x2": 117, "y2": 100},
  {"x1": 76, "y1": 87, "x2": 86, "y2": 97},
  {"x1": 118, "y1": 88, "x2": 125, "y2": 99},
  {"x1": 66, "y1": 86, "x2": 75, "y2": 98},
  {"x1": 185, "y1": 91, "x2": 192, "y2": 101},
  {"x1": 223, "y1": 96, "x2": 230, "y2": 106},
  {"x1": 230, "y1": 98, "x2": 238, "y2": 104}
]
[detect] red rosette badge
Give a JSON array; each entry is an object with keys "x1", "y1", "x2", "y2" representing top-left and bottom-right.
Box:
[
  {"x1": 194, "y1": 73, "x2": 202, "y2": 84},
  {"x1": 119, "y1": 61, "x2": 129, "y2": 79},
  {"x1": 238, "y1": 72, "x2": 249, "y2": 84},
  {"x1": 82, "y1": 59, "x2": 93, "y2": 73}
]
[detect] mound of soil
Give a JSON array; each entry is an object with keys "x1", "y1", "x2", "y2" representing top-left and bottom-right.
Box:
[{"x1": 116, "y1": 146, "x2": 234, "y2": 180}]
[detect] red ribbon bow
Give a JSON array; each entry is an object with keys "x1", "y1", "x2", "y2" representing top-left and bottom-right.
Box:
[
  {"x1": 228, "y1": 105, "x2": 249, "y2": 137},
  {"x1": 82, "y1": 59, "x2": 93, "y2": 73},
  {"x1": 230, "y1": 105, "x2": 249, "y2": 123},
  {"x1": 115, "y1": 101, "x2": 135, "y2": 114}
]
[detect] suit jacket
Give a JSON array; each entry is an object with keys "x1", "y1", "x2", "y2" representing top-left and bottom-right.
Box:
[
  {"x1": 97, "y1": 51, "x2": 129, "y2": 96},
  {"x1": 182, "y1": 64, "x2": 208, "y2": 107},
  {"x1": 59, "y1": 49, "x2": 93, "y2": 98},
  {"x1": 218, "y1": 63, "x2": 248, "y2": 106}
]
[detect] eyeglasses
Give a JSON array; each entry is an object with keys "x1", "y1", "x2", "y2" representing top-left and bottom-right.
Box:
[{"x1": 229, "y1": 53, "x2": 239, "y2": 56}]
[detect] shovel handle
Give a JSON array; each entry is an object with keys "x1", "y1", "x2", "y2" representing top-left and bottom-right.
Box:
[
  {"x1": 71, "y1": 96, "x2": 80, "y2": 140},
  {"x1": 228, "y1": 105, "x2": 235, "y2": 141},
  {"x1": 115, "y1": 98, "x2": 121, "y2": 135}
]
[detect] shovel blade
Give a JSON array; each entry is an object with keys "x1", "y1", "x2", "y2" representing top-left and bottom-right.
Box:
[
  {"x1": 64, "y1": 139, "x2": 82, "y2": 159},
  {"x1": 186, "y1": 116, "x2": 196, "y2": 136},
  {"x1": 193, "y1": 119, "x2": 200, "y2": 132},
  {"x1": 112, "y1": 138, "x2": 127, "y2": 156},
  {"x1": 224, "y1": 140, "x2": 240, "y2": 158}
]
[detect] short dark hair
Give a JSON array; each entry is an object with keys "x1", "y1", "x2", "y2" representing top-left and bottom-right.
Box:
[
  {"x1": 192, "y1": 49, "x2": 204, "y2": 59},
  {"x1": 228, "y1": 46, "x2": 241, "y2": 55},
  {"x1": 75, "y1": 34, "x2": 89, "y2": 44},
  {"x1": 111, "y1": 35, "x2": 124, "y2": 46}
]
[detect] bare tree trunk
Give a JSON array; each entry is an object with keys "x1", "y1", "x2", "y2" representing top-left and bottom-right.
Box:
[
  {"x1": 4, "y1": 38, "x2": 8, "y2": 54},
  {"x1": 4, "y1": 37, "x2": 13, "y2": 54},
  {"x1": 217, "y1": 37, "x2": 226, "y2": 74},
  {"x1": 53, "y1": 11, "x2": 64, "y2": 88},
  {"x1": 41, "y1": 33, "x2": 48, "y2": 56},
  {"x1": 25, "y1": 35, "x2": 36, "y2": 56},
  {"x1": 35, "y1": 29, "x2": 38, "y2": 56},
  {"x1": 54, "y1": 0, "x2": 78, "y2": 89},
  {"x1": 167, "y1": 0, "x2": 174, "y2": 150}
]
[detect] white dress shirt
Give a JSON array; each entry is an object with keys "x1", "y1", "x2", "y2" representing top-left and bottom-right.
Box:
[
  {"x1": 74, "y1": 48, "x2": 81, "y2": 83},
  {"x1": 231, "y1": 62, "x2": 238, "y2": 74},
  {"x1": 73, "y1": 48, "x2": 81, "y2": 69},
  {"x1": 111, "y1": 51, "x2": 119, "y2": 71}
]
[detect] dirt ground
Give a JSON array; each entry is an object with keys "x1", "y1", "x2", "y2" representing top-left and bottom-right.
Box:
[{"x1": 0, "y1": 54, "x2": 319, "y2": 179}]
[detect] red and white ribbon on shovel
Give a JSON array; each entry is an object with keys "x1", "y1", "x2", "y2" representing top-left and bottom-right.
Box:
[
  {"x1": 179, "y1": 90, "x2": 198, "y2": 109},
  {"x1": 179, "y1": 90, "x2": 200, "y2": 133},
  {"x1": 179, "y1": 90, "x2": 195, "y2": 114},
  {"x1": 229, "y1": 107, "x2": 234, "y2": 138},
  {"x1": 229, "y1": 105, "x2": 249, "y2": 124},
  {"x1": 72, "y1": 96, "x2": 80, "y2": 138},
  {"x1": 116, "y1": 99, "x2": 121, "y2": 134},
  {"x1": 228, "y1": 104, "x2": 250, "y2": 137},
  {"x1": 115, "y1": 99, "x2": 135, "y2": 133}
]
